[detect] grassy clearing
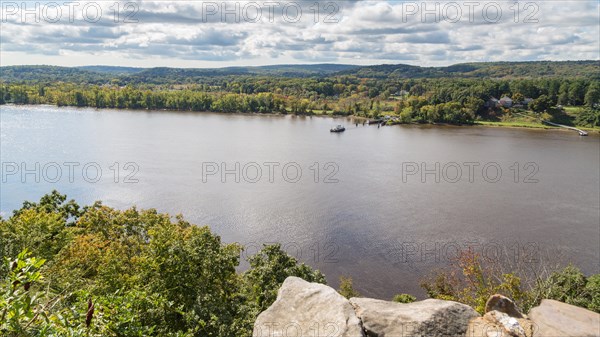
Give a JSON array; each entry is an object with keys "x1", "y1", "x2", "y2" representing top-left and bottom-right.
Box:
[
  {"x1": 475, "y1": 121, "x2": 554, "y2": 129},
  {"x1": 476, "y1": 120, "x2": 599, "y2": 133}
]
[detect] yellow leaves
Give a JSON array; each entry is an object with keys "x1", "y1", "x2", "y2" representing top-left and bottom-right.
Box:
[{"x1": 422, "y1": 248, "x2": 530, "y2": 315}]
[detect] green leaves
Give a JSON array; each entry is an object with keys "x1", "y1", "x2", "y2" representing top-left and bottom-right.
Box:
[
  {"x1": 338, "y1": 276, "x2": 360, "y2": 299},
  {"x1": 242, "y1": 244, "x2": 326, "y2": 312},
  {"x1": 574, "y1": 107, "x2": 600, "y2": 127},
  {"x1": 1, "y1": 192, "x2": 328, "y2": 336},
  {"x1": 0, "y1": 250, "x2": 47, "y2": 336},
  {"x1": 392, "y1": 294, "x2": 416, "y2": 303}
]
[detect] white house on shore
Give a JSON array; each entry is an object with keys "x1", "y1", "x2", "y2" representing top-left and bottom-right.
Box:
[{"x1": 486, "y1": 96, "x2": 533, "y2": 109}]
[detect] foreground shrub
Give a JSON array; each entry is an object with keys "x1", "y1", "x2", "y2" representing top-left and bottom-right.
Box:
[
  {"x1": 421, "y1": 248, "x2": 599, "y2": 314},
  {"x1": 392, "y1": 294, "x2": 416, "y2": 303},
  {"x1": 242, "y1": 244, "x2": 326, "y2": 312},
  {"x1": 338, "y1": 276, "x2": 360, "y2": 299},
  {"x1": 0, "y1": 191, "x2": 326, "y2": 337}
]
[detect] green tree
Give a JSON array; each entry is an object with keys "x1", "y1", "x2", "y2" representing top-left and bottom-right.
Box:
[
  {"x1": 242, "y1": 244, "x2": 326, "y2": 311},
  {"x1": 568, "y1": 81, "x2": 586, "y2": 105},
  {"x1": 574, "y1": 108, "x2": 600, "y2": 127},
  {"x1": 338, "y1": 276, "x2": 360, "y2": 299},
  {"x1": 557, "y1": 83, "x2": 570, "y2": 106},
  {"x1": 584, "y1": 82, "x2": 600, "y2": 107},
  {"x1": 1, "y1": 192, "x2": 329, "y2": 336},
  {"x1": 530, "y1": 95, "x2": 553, "y2": 113}
]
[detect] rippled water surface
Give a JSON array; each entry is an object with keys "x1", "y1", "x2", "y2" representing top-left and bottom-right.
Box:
[{"x1": 2, "y1": 105, "x2": 599, "y2": 298}]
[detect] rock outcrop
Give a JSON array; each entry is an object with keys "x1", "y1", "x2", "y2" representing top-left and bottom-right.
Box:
[
  {"x1": 485, "y1": 294, "x2": 525, "y2": 318},
  {"x1": 253, "y1": 277, "x2": 479, "y2": 337},
  {"x1": 253, "y1": 277, "x2": 365, "y2": 337},
  {"x1": 528, "y1": 299, "x2": 600, "y2": 337},
  {"x1": 468, "y1": 294, "x2": 534, "y2": 337},
  {"x1": 468, "y1": 310, "x2": 535, "y2": 337},
  {"x1": 350, "y1": 297, "x2": 479, "y2": 337},
  {"x1": 253, "y1": 279, "x2": 600, "y2": 337}
]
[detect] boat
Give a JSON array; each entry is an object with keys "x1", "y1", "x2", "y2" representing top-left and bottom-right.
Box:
[{"x1": 330, "y1": 125, "x2": 346, "y2": 133}]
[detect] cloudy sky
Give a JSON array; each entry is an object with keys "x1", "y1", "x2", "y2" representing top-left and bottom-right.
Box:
[{"x1": 0, "y1": 0, "x2": 598, "y2": 67}]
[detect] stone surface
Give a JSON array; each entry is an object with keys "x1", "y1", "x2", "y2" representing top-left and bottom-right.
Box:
[
  {"x1": 467, "y1": 294, "x2": 534, "y2": 337},
  {"x1": 486, "y1": 294, "x2": 525, "y2": 318},
  {"x1": 468, "y1": 317, "x2": 509, "y2": 337},
  {"x1": 349, "y1": 297, "x2": 479, "y2": 337},
  {"x1": 486, "y1": 311, "x2": 533, "y2": 337},
  {"x1": 467, "y1": 311, "x2": 534, "y2": 337},
  {"x1": 253, "y1": 277, "x2": 365, "y2": 337},
  {"x1": 528, "y1": 299, "x2": 600, "y2": 337},
  {"x1": 253, "y1": 279, "x2": 600, "y2": 337}
]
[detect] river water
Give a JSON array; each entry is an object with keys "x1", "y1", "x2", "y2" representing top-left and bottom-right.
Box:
[{"x1": 1, "y1": 105, "x2": 599, "y2": 298}]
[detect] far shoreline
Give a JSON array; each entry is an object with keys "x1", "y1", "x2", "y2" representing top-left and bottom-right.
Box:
[{"x1": 2, "y1": 103, "x2": 598, "y2": 135}]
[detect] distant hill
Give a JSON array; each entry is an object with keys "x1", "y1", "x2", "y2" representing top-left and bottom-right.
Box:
[
  {"x1": 1, "y1": 61, "x2": 598, "y2": 84},
  {"x1": 0, "y1": 64, "x2": 359, "y2": 84},
  {"x1": 336, "y1": 61, "x2": 600, "y2": 79},
  {"x1": 249, "y1": 64, "x2": 358, "y2": 75},
  {"x1": 121, "y1": 64, "x2": 358, "y2": 83},
  {"x1": 77, "y1": 66, "x2": 146, "y2": 75},
  {"x1": 0, "y1": 65, "x2": 112, "y2": 84}
]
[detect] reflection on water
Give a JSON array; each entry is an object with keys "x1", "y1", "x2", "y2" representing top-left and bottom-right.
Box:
[{"x1": 1, "y1": 105, "x2": 599, "y2": 298}]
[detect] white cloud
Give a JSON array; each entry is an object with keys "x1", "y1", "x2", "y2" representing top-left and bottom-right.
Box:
[{"x1": 0, "y1": 0, "x2": 598, "y2": 67}]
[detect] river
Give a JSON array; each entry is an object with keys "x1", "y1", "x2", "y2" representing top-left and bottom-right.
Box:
[{"x1": 1, "y1": 105, "x2": 599, "y2": 298}]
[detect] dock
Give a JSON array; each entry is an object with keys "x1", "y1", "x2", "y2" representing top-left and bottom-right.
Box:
[
  {"x1": 542, "y1": 120, "x2": 588, "y2": 136},
  {"x1": 514, "y1": 112, "x2": 588, "y2": 136}
]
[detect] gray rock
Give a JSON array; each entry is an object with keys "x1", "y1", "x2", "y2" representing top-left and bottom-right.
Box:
[
  {"x1": 350, "y1": 297, "x2": 479, "y2": 337},
  {"x1": 253, "y1": 277, "x2": 365, "y2": 337},
  {"x1": 486, "y1": 294, "x2": 525, "y2": 318},
  {"x1": 468, "y1": 316, "x2": 511, "y2": 337},
  {"x1": 469, "y1": 295, "x2": 533, "y2": 337},
  {"x1": 528, "y1": 299, "x2": 600, "y2": 337},
  {"x1": 468, "y1": 312, "x2": 536, "y2": 337}
]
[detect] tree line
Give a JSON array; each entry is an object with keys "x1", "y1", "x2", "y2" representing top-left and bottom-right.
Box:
[{"x1": 1, "y1": 76, "x2": 599, "y2": 126}]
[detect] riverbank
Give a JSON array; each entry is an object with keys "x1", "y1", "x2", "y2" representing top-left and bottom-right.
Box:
[
  {"x1": 3, "y1": 103, "x2": 599, "y2": 135},
  {"x1": 474, "y1": 120, "x2": 600, "y2": 133}
]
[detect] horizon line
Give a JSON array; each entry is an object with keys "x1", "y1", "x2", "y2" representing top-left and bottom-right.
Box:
[{"x1": 2, "y1": 59, "x2": 599, "y2": 70}]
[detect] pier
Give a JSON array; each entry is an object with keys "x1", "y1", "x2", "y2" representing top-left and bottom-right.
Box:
[{"x1": 542, "y1": 120, "x2": 588, "y2": 136}]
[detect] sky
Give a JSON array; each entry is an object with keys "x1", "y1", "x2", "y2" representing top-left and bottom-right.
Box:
[{"x1": 0, "y1": 0, "x2": 599, "y2": 68}]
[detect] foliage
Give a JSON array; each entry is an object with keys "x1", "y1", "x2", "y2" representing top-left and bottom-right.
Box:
[
  {"x1": 584, "y1": 274, "x2": 600, "y2": 312},
  {"x1": 574, "y1": 107, "x2": 600, "y2": 127},
  {"x1": 2, "y1": 61, "x2": 598, "y2": 84},
  {"x1": 0, "y1": 250, "x2": 50, "y2": 336},
  {"x1": 242, "y1": 244, "x2": 326, "y2": 312},
  {"x1": 338, "y1": 276, "x2": 360, "y2": 299},
  {"x1": 529, "y1": 95, "x2": 553, "y2": 113},
  {"x1": 0, "y1": 192, "x2": 327, "y2": 336},
  {"x1": 392, "y1": 294, "x2": 416, "y2": 303},
  {"x1": 420, "y1": 249, "x2": 600, "y2": 314},
  {"x1": 531, "y1": 265, "x2": 600, "y2": 312},
  {"x1": 1, "y1": 62, "x2": 598, "y2": 126}
]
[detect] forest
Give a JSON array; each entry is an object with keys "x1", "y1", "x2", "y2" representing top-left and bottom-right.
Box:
[{"x1": 1, "y1": 61, "x2": 599, "y2": 127}]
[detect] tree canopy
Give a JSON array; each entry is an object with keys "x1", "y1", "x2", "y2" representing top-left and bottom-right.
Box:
[{"x1": 0, "y1": 191, "x2": 325, "y2": 337}]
